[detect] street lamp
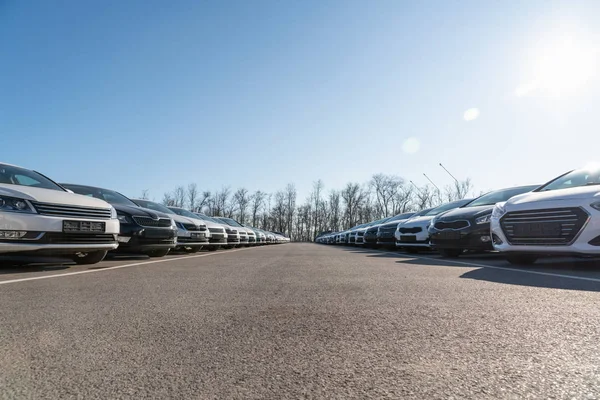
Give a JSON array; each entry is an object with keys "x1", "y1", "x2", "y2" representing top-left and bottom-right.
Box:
[{"x1": 439, "y1": 163, "x2": 459, "y2": 183}]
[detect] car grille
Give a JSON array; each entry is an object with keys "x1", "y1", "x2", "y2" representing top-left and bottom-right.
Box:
[
  {"x1": 398, "y1": 227, "x2": 423, "y2": 234},
  {"x1": 226, "y1": 229, "x2": 238, "y2": 235},
  {"x1": 41, "y1": 233, "x2": 117, "y2": 244},
  {"x1": 434, "y1": 220, "x2": 469, "y2": 230},
  {"x1": 209, "y1": 227, "x2": 224, "y2": 233},
  {"x1": 31, "y1": 202, "x2": 112, "y2": 220},
  {"x1": 500, "y1": 207, "x2": 588, "y2": 246},
  {"x1": 132, "y1": 216, "x2": 172, "y2": 227},
  {"x1": 182, "y1": 223, "x2": 200, "y2": 231},
  {"x1": 379, "y1": 225, "x2": 397, "y2": 233}
]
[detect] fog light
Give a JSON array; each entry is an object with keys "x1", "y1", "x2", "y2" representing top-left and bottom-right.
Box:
[
  {"x1": 492, "y1": 234, "x2": 503, "y2": 245},
  {"x1": 480, "y1": 235, "x2": 491, "y2": 243},
  {"x1": 117, "y1": 236, "x2": 131, "y2": 243},
  {"x1": 0, "y1": 231, "x2": 27, "y2": 239}
]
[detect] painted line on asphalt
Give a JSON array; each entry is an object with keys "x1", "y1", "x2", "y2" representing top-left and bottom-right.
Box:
[
  {"x1": 0, "y1": 247, "x2": 260, "y2": 286},
  {"x1": 373, "y1": 249, "x2": 600, "y2": 284}
]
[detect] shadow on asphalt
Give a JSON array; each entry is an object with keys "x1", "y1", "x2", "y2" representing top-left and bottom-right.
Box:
[{"x1": 330, "y1": 245, "x2": 600, "y2": 292}]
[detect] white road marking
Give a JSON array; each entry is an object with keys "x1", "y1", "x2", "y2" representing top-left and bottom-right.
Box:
[
  {"x1": 374, "y1": 249, "x2": 600, "y2": 284},
  {"x1": 0, "y1": 247, "x2": 260, "y2": 286}
]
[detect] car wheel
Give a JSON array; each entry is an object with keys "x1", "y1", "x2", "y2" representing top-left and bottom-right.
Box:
[
  {"x1": 185, "y1": 246, "x2": 203, "y2": 253},
  {"x1": 146, "y1": 249, "x2": 170, "y2": 258},
  {"x1": 72, "y1": 250, "x2": 108, "y2": 265},
  {"x1": 439, "y1": 248, "x2": 462, "y2": 258},
  {"x1": 506, "y1": 255, "x2": 538, "y2": 265}
]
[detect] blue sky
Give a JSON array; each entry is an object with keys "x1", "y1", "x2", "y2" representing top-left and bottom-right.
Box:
[{"x1": 2, "y1": 0, "x2": 600, "y2": 202}]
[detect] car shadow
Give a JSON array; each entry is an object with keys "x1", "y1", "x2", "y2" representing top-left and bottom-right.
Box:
[
  {"x1": 333, "y1": 245, "x2": 600, "y2": 292},
  {"x1": 395, "y1": 256, "x2": 600, "y2": 292}
]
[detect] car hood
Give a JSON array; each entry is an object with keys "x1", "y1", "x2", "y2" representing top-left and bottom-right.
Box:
[
  {"x1": 401, "y1": 215, "x2": 434, "y2": 227},
  {"x1": 435, "y1": 205, "x2": 492, "y2": 220},
  {"x1": 380, "y1": 220, "x2": 407, "y2": 229},
  {"x1": 114, "y1": 204, "x2": 170, "y2": 219},
  {"x1": 507, "y1": 185, "x2": 600, "y2": 206},
  {"x1": 0, "y1": 184, "x2": 113, "y2": 209},
  {"x1": 170, "y1": 214, "x2": 202, "y2": 226}
]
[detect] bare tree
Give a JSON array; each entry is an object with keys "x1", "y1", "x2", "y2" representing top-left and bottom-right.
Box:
[
  {"x1": 187, "y1": 183, "x2": 199, "y2": 211},
  {"x1": 197, "y1": 191, "x2": 211, "y2": 213},
  {"x1": 162, "y1": 192, "x2": 175, "y2": 206},
  {"x1": 311, "y1": 180, "x2": 324, "y2": 239},
  {"x1": 233, "y1": 188, "x2": 251, "y2": 224},
  {"x1": 251, "y1": 191, "x2": 266, "y2": 227},
  {"x1": 173, "y1": 186, "x2": 186, "y2": 208},
  {"x1": 285, "y1": 183, "x2": 297, "y2": 236},
  {"x1": 328, "y1": 190, "x2": 341, "y2": 231},
  {"x1": 213, "y1": 187, "x2": 231, "y2": 216},
  {"x1": 444, "y1": 178, "x2": 474, "y2": 202},
  {"x1": 370, "y1": 174, "x2": 404, "y2": 218},
  {"x1": 140, "y1": 189, "x2": 150, "y2": 200}
]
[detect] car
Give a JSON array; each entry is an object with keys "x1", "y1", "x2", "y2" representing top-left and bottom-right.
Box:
[
  {"x1": 0, "y1": 162, "x2": 119, "y2": 264},
  {"x1": 348, "y1": 223, "x2": 368, "y2": 245},
  {"x1": 363, "y1": 218, "x2": 393, "y2": 247},
  {"x1": 395, "y1": 198, "x2": 473, "y2": 253},
  {"x1": 61, "y1": 183, "x2": 177, "y2": 257},
  {"x1": 193, "y1": 212, "x2": 230, "y2": 250},
  {"x1": 429, "y1": 184, "x2": 539, "y2": 257},
  {"x1": 214, "y1": 217, "x2": 253, "y2": 245},
  {"x1": 376, "y1": 212, "x2": 416, "y2": 248},
  {"x1": 209, "y1": 217, "x2": 242, "y2": 247},
  {"x1": 491, "y1": 166, "x2": 600, "y2": 265},
  {"x1": 248, "y1": 226, "x2": 267, "y2": 244},
  {"x1": 131, "y1": 199, "x2": 209, "y2": 253},
  {"x1": 264, "y1": 231, "x2": 276, "y2": 243}
]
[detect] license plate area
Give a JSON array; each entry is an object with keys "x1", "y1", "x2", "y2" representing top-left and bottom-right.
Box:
[
  {"x1": 513, "y1": 222, "x2": 561, "y2": 237},
  {"x1": 63, "y1": 220, "x2": 105, "y2": 233},
  {"x1": 437, "y1": 231, "x2": 461, "y2": 240},
  {"x1": 400, "y1": 235, "x2": 417, "y2": 242}
]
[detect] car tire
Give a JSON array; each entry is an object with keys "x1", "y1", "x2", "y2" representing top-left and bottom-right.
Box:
[
  {"x1": 185, "y1": 246, "x2": 203, "y2": 253},
  {"x1": 506, "y1": 255, "x2": 538, "y2": 265},
  {"x1": 72, "y1": 250, "x2": 108, "y2": 265},
  {"x1": 146, "y1": 248, "x2": 170, "y2": 258},
  {"x1": 439, "y1": 248, "x2": 462, "y2": 258}
]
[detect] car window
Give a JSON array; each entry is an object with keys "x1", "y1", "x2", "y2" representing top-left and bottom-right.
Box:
[
  {"x1": 0, "y1": 164, "x2": 64, "y2": 191},
  {"x1": 539, "y1": 169, "x2": 600, "y2": 191},
  {"x1": 466, "y1": 186, "x2": 538, "y2": 207}
]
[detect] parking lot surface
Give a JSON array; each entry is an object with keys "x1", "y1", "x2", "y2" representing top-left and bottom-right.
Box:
[{"x1": 2, "y1": 243, "x2": 600, "y2": 399}]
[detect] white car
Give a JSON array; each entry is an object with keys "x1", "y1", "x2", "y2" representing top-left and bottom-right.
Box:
[
  {"x1": 395, "y1": 199, "x2": 472, "y2": 253},
  {"x1": 0, "y1": 162, "x2": 119, "y2": 264},
  {"x1": 215, "y1": 217, "x2": 252, "y2": 245},
  {"x1": 491, "y1": 166, "x2": 600, "y2": 264}
]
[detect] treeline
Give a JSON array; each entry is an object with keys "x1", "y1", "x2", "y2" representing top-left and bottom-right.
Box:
[{"x1": 147, "y1": 174, "x2": 474, "y2": 241}]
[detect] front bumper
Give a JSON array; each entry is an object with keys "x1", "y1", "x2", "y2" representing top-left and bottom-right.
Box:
[
  {"x1": 0, "y1": 212, "x2": 120, "y2": 255},
  {"x1": 116, "y1": 223, "x2": 177, "y2": 252},
  {"x1": 429, "y1": 225, "x2": 493, "y2": 251}
]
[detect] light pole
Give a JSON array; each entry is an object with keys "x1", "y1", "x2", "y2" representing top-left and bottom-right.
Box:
[
  {"x1": 439, "y1": 163, "x2": 459, "y2": 183},
  {"x1": 423, "y1": 173, "x2": 440, "y2": 191},
  {"x1": 409, "y1": 180, "x2": 422, "y2": 194}
]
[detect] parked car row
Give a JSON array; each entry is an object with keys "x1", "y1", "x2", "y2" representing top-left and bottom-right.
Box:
[
  {"x1": 0, "y1": 162, "x2": 289, "y2": 265},
  {"x1": 317, "y1": 165, "x2": 600, "y2": 265}
]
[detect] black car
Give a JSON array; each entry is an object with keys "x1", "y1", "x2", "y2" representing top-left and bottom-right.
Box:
[
  {"x1": 131, "y1": 199, "x2": 209, "y2": 253},
  {"x1": 363, "y1": 218, "x2": 391, "y2": 247},
  {"x1": 62, "y1": 184, "x2": 177, "y2": 257},
  {"x1": 376, "y1": 212, "x2": 416, "y2": 248},
  {"x1": 429, "y1": 185, "x2": 539, "y2": 257}
]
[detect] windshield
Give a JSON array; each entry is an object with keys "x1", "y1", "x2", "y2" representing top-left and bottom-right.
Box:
[
  {"x1": 169, "y1": 207, "x2": 202, "y2": 220},
  {"x1": 425, "y1": 199, "x2": 472, "y2": 216},
  {"x1": 195, "y1": 213, "x2": 219, "y2": 223},
  {"x1": 63, "y1": 184, "x2": 138, "y2": 206},
  {"x1": 0, "y1": 164, "x2": 64, "y2": 191},
  {"x1": 218, "y1": 217, "x2": 243, "y2": 227},
  {"x1": 134, "y1": 199, "x2": 174, "y2": 214},
  {"x1": 538, "y1": 168, "x2": 600, "y2": 192},
  {"x1": 466, "y1": 186, "x2": 538, "y2": 207},
  {"x1": 386, "y1": 212, "x2": 415, "y2": 223}
]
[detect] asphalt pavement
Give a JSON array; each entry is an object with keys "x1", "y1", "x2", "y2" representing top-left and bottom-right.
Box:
[{"x1": 2, "y1": 243, "x2": 600, "y2": 399}]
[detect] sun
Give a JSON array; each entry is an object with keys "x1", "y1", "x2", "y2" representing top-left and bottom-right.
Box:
[{"x1": 516, "y1": 35, "x2": 598, "y2": 97}]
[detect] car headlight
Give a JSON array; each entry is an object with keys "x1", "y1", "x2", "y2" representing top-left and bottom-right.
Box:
[
  {"x1": 491, "y1": 202, "x2": 507, "y2": 219},
  {"x1": 110, "y1": 206, "x2": 117, "y2": 219},
  {"x1": 475, "y1": 213, "x2": 492, "y2": 225},
  {"x1": 591, "y1": 201, "x2": 600, "y2": 211},
  {"x1": 0, "y1": 196, "x2": 36, "y2": 213},
  {"x1": 176, "y1": 221, "x2": 185, "y2": 229},
  {"x1": 117, "y1": 213, "x2": 131, "y2": 223}
]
